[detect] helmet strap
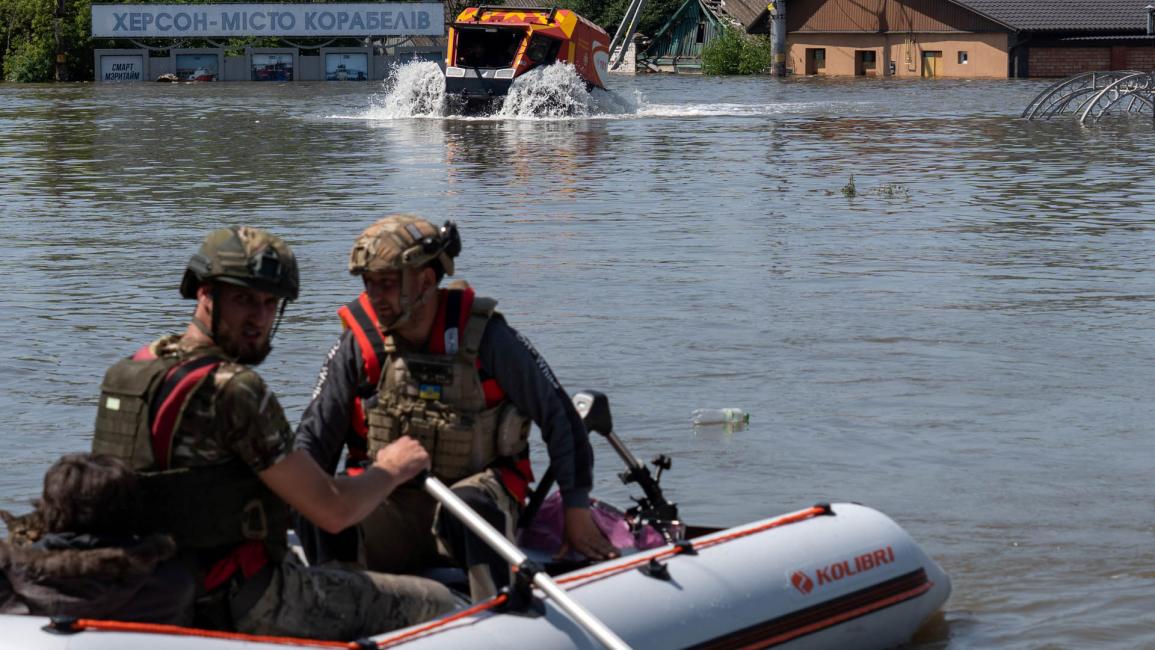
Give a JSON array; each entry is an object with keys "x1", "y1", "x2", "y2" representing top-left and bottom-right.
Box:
[
  {"x1": 211, "y1": 285, "x2": 221, "y2": 340},
  {"x1": 269, "y1": 300, "x2": 289, "y2": 342},
  {"x1": 191, "y1": 316, "x2": 213, "y2": 341},
  {"x1": 385, "y1": 268, "x2": 435, "y2": 331},
  {"x1": 190, "y1": 284, "x2": 219, "y2": 341}
]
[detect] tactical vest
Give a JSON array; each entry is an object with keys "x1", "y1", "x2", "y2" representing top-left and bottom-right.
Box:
[
  {"x1": 340, "y1": 287, "x2": 531, "y2": 485},
  {"x1": 92, "y1": 345, "x2": 288, "y2": 563}
]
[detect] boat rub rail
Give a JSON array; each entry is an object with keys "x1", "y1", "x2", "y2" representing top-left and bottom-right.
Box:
[{"x1": 35, "y1": 504, "x2": 920, "y2": 649}]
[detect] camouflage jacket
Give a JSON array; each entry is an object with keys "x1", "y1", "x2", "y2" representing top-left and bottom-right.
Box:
[{"x1": 147, "y1": 334, "x2": 293, "y2": 473}]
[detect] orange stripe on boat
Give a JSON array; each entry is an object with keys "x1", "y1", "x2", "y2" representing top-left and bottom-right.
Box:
[{"x1": 70, "y1": 619, "x2": 358, "y2": 648}]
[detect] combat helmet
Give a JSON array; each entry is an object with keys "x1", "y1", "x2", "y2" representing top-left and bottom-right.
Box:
[
  {"x1": 180, "y1": 226, "x2": 300, "y2": 301},
  {"x1": 349, "y1": 215, "x2": 461, "y2": 329},
  {"x1": 348, "y1": 215, "x2": 460, "y2": 278}
]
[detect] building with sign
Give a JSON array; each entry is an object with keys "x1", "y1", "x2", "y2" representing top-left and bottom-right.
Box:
[{"x1": 92, "y1": 3, "x2": 445, "y2": 82}]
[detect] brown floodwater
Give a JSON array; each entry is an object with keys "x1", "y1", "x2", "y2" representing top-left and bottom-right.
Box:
[{"x1": 1, "y1": 71, "x2": 1153, "y2": 648}]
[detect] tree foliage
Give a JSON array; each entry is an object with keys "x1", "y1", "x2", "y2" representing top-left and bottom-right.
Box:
[
  {"x1": 553, "y1": 0, "x2": 682, "y2": 43},
  {"x1": 2, "y1": 0, "x2": 146, "y2": 81},
  {"x1": 701, "y1": 26, "x2": 769, "y2": 75}
]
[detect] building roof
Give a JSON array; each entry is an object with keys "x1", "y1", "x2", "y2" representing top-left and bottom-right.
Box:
[
  {"x1": 718, "y1": 0, "x2": 769, "y2": 30},
  {"x1": 1059, "y1": 33, "x2": 1155, "y2": 41},
  {"x1": 735, "y1": 0, "x2": 1154, "y2": 36},
  {"x1": 953, "y1": 0, "x2": 1153, "y2": 32}
]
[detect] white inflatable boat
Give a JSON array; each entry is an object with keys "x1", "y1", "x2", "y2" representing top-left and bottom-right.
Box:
[
  {"x1": 0, "y1": 501, "x2": 949, "y2": 649},
  {"x1": 1, "y1": 391, "x2": 950, "y2": 648}
]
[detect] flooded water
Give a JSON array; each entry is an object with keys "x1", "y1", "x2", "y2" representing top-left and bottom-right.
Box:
[{"x1": 2, "y1": 68, "x2": 1154, "y2": 648}]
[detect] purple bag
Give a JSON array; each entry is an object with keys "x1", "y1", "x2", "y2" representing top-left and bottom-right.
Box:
[{"x1": 518, "y1": 491, "x2": 665, "y2": 557}]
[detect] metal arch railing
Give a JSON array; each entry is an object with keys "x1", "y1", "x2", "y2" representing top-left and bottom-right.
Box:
[
  {"x1": 1022, "y1": 70, "x2": 1144, "y2": 120},
  {"x1": 1077, "y1": 72, "x2": 1155, "y2": 124},
  {"x1": 1036, "y1": 86, "x2": 1108, "y2": 119},
  {"x1": 1021, "y1": 72, "x2": 1093, "y2": 118}
]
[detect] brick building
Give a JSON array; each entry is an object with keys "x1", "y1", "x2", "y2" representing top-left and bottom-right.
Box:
[{"x1": 714, "y1": 0, "x2": 1155, "y2": 78}]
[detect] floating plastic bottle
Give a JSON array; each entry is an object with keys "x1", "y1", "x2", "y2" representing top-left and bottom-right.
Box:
[{"x1": 690, "y1": 408, "x2": 750, "y2": 426}]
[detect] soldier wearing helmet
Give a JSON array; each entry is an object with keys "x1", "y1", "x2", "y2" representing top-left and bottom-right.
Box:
[
  {"x1": 92, "y1": 226, "x2": 455, "y2": 640},
  {"x1": 296, "y1": 215, "x2": 617, "y2": 602}
]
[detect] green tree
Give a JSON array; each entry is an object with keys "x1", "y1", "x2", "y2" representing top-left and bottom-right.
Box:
[
  {"x1": 702, "y1": 26, "x2": 769, "y2": 75},
  {"x1": 701, "y1": 25, "x2": 741, "y2": 74},
  {"x1": 736, "y1": 32, "x2": 770, "y2": 74},
  {"x1": 2, "y1": 0, "x2": 93, "y2": 81},
  {"x1": 5, "y1": 33, "x2": 53, "y2": 81},
  {"x1": 553, "y1": 0, "x2": 680, "y2": 41}
]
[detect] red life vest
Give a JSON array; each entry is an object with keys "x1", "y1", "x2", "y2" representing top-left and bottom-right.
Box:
[
  {"x1": 338, "y1": 288, "x2": 534, "y2": 502},
  {"x1": 130, "y1": 346, "x2": 269, "y2": 592},
  {"x1": 335, "y1": 292, "x2": 383, "y2": 465},
  {"x1": 132, "y1": 346, "x2": 221, "y2": 471}
]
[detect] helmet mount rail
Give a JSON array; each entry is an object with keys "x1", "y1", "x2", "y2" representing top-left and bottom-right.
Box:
[
  {"x1": 181, "y1": 226, "x2": 300, "y2": 301},
  {"x1": 349, "y1": 216, "x2": 462, "y2": 277},
  {"x1": 180, "y1": 226, "x2": 299, "y2": 351}
]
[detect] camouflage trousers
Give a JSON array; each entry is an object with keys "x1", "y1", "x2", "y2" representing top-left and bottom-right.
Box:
[
  {"x1": 233, "y1": 557, "x2": 456, "y2": 641},
  {"x1": 359, "y1": 469, "x2": 520, "y2": 601}
]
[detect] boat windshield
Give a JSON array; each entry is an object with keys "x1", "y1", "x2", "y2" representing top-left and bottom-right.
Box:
[{"x1": 455, "y1": 27, "x2": 525, "y2": 68}]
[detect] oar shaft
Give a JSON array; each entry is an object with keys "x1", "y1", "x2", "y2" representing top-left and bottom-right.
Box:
[
  {"x1": 423, "y1": 476, "x2": 632, "y2": 650},
  {"x1": 425, "y1": 476, "x2": 523, "y2": 562},
  {"x1": 532, "y1": 573, "x2": 629, "y2": 649}
]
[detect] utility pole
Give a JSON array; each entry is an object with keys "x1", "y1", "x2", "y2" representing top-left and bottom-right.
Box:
[
  {"x1": 1148, "y1": 6, "x2": 1155, "y2": 126},
  {"x1": 54, "y1": 0, "x2": 68, "y2": 81},
  {"x1": 770, "y1": 0, "x2": 787, "y2": 76}
]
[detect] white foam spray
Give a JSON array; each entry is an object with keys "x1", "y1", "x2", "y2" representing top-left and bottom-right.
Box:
[
  {"x1": 494, "y1": 63, "x2": 608, "y2": 118},
  {"x1": 358, "y1": 60, "x2": 823, "y2": 121},
  {"x1": 364, "y1": 61, "x2": 637, "y2": 120},
  {"x1": 498, "y1": 63, "x2": 639, "y2": 118},
  {"x1": 367, "y1": 61, "x2": 446, "y2": 119}
]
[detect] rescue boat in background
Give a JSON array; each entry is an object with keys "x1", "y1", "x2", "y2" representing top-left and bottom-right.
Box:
[{"x1": 444, "y1": 6, "x2": 611, "y2": 113}]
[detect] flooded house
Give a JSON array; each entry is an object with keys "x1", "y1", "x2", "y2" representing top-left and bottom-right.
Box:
[
  {"x1": 637, "y1": 0, "x2": 728, "y2": 72},
  {"x1": 649, "y1": 0, "x2": 1155, "y2": 77}
]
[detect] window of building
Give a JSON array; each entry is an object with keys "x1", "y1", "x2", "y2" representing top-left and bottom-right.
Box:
[
  {"x1": 696, "y1": 21, "x2": 707, "y2": 44},
  {"x1": 251, "y1": 53, "x2": 293, "y2": 81},
  {"x1": 861, "y1": 51, "x2": 876, "y2": 69},
  {"x1": 958, "y1": 51, "x2": 969, "y2": 64}
]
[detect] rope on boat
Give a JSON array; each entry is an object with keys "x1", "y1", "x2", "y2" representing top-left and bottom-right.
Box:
[
  {"x1": 372, "y1": 594, "x2": 510, "y2": 648},
  {"x1": 53, "y1": 505, "x2": 831, "y2": 648},
  {"x1": 64, "y1": 619, "x2": 359, "y2": 648},
  {"x1": 556, "y1": 505, "x2": 830, "y2": 587},
  {"x1": 375, "y1": 505, "x2": 831, "y2": 645}
]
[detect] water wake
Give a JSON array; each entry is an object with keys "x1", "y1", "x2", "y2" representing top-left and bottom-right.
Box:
[
  {"x1": 366, "y1": 61, "x2": 636, "y2": 120},
  {"x1": 361, "y1": 61, "x2": 839, "y2": 121},
  {"x1": 497, "y1": 64, "x2": 636, "y2": 118},
  {"x1": 368, "y1": 61, "x2": 447, "y2": 118}
]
